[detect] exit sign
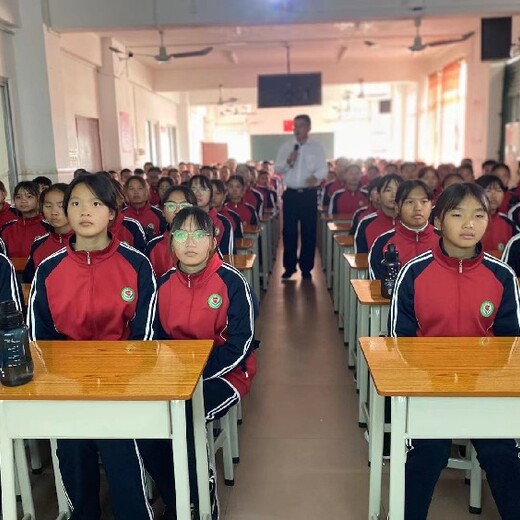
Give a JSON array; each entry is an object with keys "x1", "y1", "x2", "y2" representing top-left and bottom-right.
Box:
[{"x1": 283, "y1": 120, "x2": 294, "y2": 132}]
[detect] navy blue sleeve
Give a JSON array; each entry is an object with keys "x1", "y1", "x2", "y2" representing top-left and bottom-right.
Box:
[
  {"x1": 203, "y1": 266, "x2": 255, "y2": 380},
  {"x1": 388, "y1": 262, "x2": 419, "y2": 337},
  {"x1": 354, "y1": 218, "x2": 370, "y2": 254},
  {"x1": 250, "y1": 208, "x2": 259, "y2": 226},
  {"x1": 125, "y1": 218, "x2": 147, "y2": 252},
  {"x1": 369, "y1": 234, "x2": 390, "y2": 280},
  {"x1": 217, "y1": 215, "x2": 234, "y2": 255},
  {"x1": 0, "y1": 255, "x2": 22, "y2": 312},
  {"x1": 501, "y1": 235, "x2": 520, "y2": 276},
  {"x1": 22, "y1": 236, "x2": 46, "y2": 283}
]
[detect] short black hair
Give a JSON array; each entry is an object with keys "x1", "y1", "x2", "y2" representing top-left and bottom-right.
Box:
[
  {"x1": 434, "y1": 182, "x2": 490, "y2": 223},
  {"x1": 158, "y1": 177, "x2": 174, "y2": 190},
  {"x1": 14, "y1": 181, "x2": 40, "y2": 199},
  {"x1": 227, "y1": 175, "x2": 245, "y2": 188},
  {"x1": 491, "y1": 162, "x2": 511, "y2": 176},
  {"x1": 188, "y1": 175, "x2": 213, "y2": 198},
  {"x1": 33, "y1": 176, "x2": 52, "y2": 187},
  {"x1": 417, "y1": 166, "x2": 440, "y2": 181},
  {"x1": 134, "y1": 168, "x2": 144, "y2": 175},
  {"x1": 377, "y1": 173, "x2": 403, "y2": 193},
  {"x1": 482, "y1": 159, "x2": 497, "y2": 168},
  {"x1": 73, "y1": 168, "x2": 89, "y2": 179},
  {"x1": 211, "y1": 179, "x2": 226, "y2": 193},
  {"x1": 63, "y1": 172, "x2": 118, "y2": 217},
  {"x1": 125, "y1": 175, "x2": 148, "y2": 190},
  {"x1": 170, "y1": 206, "x2": 215, "y2": 238},
  {"x1": 148, "y1": 166, "x2": 161, "y2": 175},
  {"x1": 120, "y1": 168, "x2": 132, "y2": 174},
  {"x1": 366, "y1": 177, "x2": 382, "y2": 196},
  {"x1": 162, "y1": 185, "x2": 197, "y2": 206},
  {"x1": 441, "y1": 172, "x2": 464, "y2": 188},
  {"x1": 395, "y1": 180, "x2": 433, "y2": 207},
  {"x1": 475, "y1": 174, "x2": 506, "y2": 192},
  {"x1": 294, "y1": 114, "x2": 311, "y2": 127},
  {"x1": 40, "y1": 182, "x2": 68, "y2": 202}
]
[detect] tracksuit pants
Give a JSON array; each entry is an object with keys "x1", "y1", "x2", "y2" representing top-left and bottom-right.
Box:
[
  {"x1": 56, "y1": 439, "x2": 153, "y2": 520},
  {"x1": 405, "y1": 438, "x2": 520, "y2": 520},
  {"x1": 282, "y1": 188, "x2": 318, "y2": 274},
  {"x1": 138, "y1": 377, "x2": 239, "y2": 515}
]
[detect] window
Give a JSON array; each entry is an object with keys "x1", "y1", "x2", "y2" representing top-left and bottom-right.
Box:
[{"x1": 0, "y1": 80, "x2": 18, "y2": 199}]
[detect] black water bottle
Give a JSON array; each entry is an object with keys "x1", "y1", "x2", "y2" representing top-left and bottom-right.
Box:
[
  {"x1": 0, "y1": 301, "x2": 33, "y2": 386},
  {"x1": 146, "y1": 223, "x2": 155, "y2": 241},
  {"x1": 381, "y1": 243, "x2": 401, "y2": 299}
]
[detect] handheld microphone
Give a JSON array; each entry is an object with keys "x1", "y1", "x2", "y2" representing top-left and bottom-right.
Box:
[{"x1": 289, "y1": 144, "x2": 300, "y2": 167}]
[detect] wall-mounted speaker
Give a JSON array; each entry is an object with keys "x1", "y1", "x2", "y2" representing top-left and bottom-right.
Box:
[{"x1": 481, "y1": 17, "x2": 512, "y2": 61}]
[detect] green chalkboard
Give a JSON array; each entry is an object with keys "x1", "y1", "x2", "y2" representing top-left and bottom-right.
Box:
[{"x1": 250, "y1": 133, "x2": 334, "y2": 162}]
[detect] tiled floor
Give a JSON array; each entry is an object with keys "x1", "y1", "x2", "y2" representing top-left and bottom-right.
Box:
[{"x1": 26, "y1": 245, "x2": 502, "y2": 518}]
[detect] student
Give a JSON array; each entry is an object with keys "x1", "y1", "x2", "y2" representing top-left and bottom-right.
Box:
[
  {"x1": 123, "y1": 175, "x2": 167, "y2": 240},
  {"x1": 120, "y1": 168, "x2": 132, "y2": 184},
  {"x1": 157, "y1": 177, "x2": 174, "y2": 203},
  {"x1": 354, "y1": 174, "x2": 402, "y2": 253},
  {"x1": 28, "y1": 173, "x2": 156, "y2": 520},
  {"x1": 369, "y1": 180, "x2": 438, "y2": 280},
  {"x1": 1, "y1": 181, "x2": 48, "y2": 258},
  {"x1": 389, "y1": 182, "x2": 520, "y2": 520},
  {"x1": 33, "y1": 175, "x2": 52, "y2": 193},
  {"x1": 225, "y1": 175, "x2": 259, "y2": 226},
  {"x1": 457, "y1": 164, "x2": 475, "y2": 182},
  {"x1": 321, "y1": 166, "x2": 343, "y2": 208},
  {"x1": 441, "y1": 172, "x2": 464, "y2": 190},
  {"x1": 146, "y1": 185, "x2": 196, "y2": 278},
  {"x1": 236, "y1": 164, "x2": 263, "y2": 217},
  {"x1": 349, "y1": 178, "x2": 381, "y2": 237},
  {"x1": 146, "y1": 166, "x2": 162, "y2": 206},
  {"x1": 211, "y1": 179, "x2": 243, "y2": 239},
  {"x1": 490, "y1": 163, "x2": 517, "y2": 213},
  {"x1": 0, "y1": 180, "x2": 19, "y2": 228},
  {"x1": 475, "y1": 175, "x2": 518, "y2": 253},
  {"x1": 0, "y1": 253, "x2": 22, "y2": 309},
  {"x1": 139, "y1": 207, "x2": 256, "y2": 520},
  {"x1": 328, "y1": 163, "x2": 367, "y2": 215},
  {"x1": 417, "y1": 166, "x2": 441, "y2": 200},
  {"x1": 255, "y1": 170, "x2": 278, "y2": 211},
  {"x1": 23, "y1": 184, "x2": 74, "y2": 282},
  {"x1": 188, "y1": 175, "x2": 234, "y2": 255},
  {"x1": 400, "y1": 162, "x2": 417, "y2": 181}
]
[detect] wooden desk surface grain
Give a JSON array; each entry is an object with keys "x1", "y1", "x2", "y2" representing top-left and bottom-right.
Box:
[
  {"x1": 333, "y1": 235, "x2": 354, "y2": 249},
  {"x1": 327, "y1": 222, "x2": 352, "y2": 233},
  {"x1": 359, "y1": 336, "x2": 520, "y2": 397},
  {"x1": 243, "y1": 225, "x2": 261, "y2": 234},
  {"x1": 11, "y1": 257, "x2": 27, "y2": 273},
  {"x1": 235, "y1": 238, "x2": 255, "y2": 250},
  {"x1": 351, "y1": 279, "x2": 389, "y2": 305},
  {"x1": 224, "y1": 254, "x2": 255, "y2": 270},
  {"x1": 321, "y1": 213, "x2": 353, "y2": 221},
  {"x1": 344, "y1": 253, "x2": 369, "y2": 270},
  {"x1": 0, "y1": 340, "x2": 213, "y2": 401}
]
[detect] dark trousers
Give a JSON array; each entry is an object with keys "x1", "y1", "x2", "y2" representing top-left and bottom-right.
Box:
[
  {"x1": 282, "y1": 188, "x2": 318, "y2": 273},
  {"x1": 406, "y1": 438, "x2": 520, "y2": 519},
  {"x1": 56, "y1": 439, "x2": 153, "y2": 520},
  {"x1": 138, "y1": 377, "x2": 239, "y2": 510}
]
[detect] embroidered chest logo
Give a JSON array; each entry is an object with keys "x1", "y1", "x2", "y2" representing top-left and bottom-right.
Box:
[
  {"x1": 498, "y1": 243, "x2": 505, "y2": 252},
  {"x1": 480, "y1": 300, "x2": 495, "y2": 318},
  {"x1": 215, "y1": 227, "x2": 220, "y2": 236},
  {"x1": 208, "y1": 293, "x2": 223, "y2": 309},
  {"x1": 121, "y1": 287, "x2": 136, "y2": 303}
]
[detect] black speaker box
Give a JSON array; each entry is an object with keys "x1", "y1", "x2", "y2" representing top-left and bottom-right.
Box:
[{"x1": 481, "y1": 17, "x2": 512, "y2": 61}]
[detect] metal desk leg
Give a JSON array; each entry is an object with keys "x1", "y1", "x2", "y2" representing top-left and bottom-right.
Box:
[
  {"x1": 333, "y1": 238, "x2": 341, "y2": 311},
  {"x1": 389, "y1": 397, "x2": 407, "y2": 520},
  {"x1": 260, "y1": 223, "x2": 269, "y2": 290},
  {"x1": 338, "y1": 247, "x2": 345, "y2": 328},
  {"x1": 170, "y1": 400, "x2": 192, "y2": 520},
  {"x1": 192, "y1": 379, "x2": 211, "y2": 519},
  {"x1": 357, "y1": 303, "x2": 369, "y2": 427},
  {"x1": 368, "y1": 377, "x2": 385, "y2": 519},
  {"x1": 349, "y1": 281, "x2": 358, "y2": 373},
  {"x1": 344, "y1": 261, "x2": 352, "y2": 349},
  {"x1": 326, "y1": 230, "x2": 333, "y2": 289},
  {"x1": 321, "y1": 218, "x2": 327, "y2": 267}
]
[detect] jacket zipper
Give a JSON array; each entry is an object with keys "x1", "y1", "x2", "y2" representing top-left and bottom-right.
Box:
[
  {"x1": 458, "y1": 259, "x2": 462, "y2": 274},
  {"x1": 86, "y1": 251, "x2": 91, "y2": 265},
  {"x1": 187, "y1": 274, "x2": 191, "y2": 288}
]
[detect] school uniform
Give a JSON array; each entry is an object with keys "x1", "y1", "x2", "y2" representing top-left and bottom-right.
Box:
[
  {"x1": 219, "y1": 207, "x2": 244, "y2": 239},
  {"x1": 354, "y1": 210, "x2": 396, "y2": 253},
  {"x1": 148, "y1": 186, "x2": 160, "y2": 206},
  {"x1": 23, "y1": 229, "x2": 74, "y2": 282},
  {"x1": 255, "y1": 186, "x2": 277, "y2": 210},
  {"x1": 1, "y1": 215, "x2": 48, "y2": 258},
  {"x1": 123, "y1": 202, "x2": 167, "y2": 240},
  {"x1": 139, "y1": 253, "x2": 256, "y2": 517},
  {"x1": 480, "y1": 212, "x2": 518, "y2": 253},
  {"x1": 110, "y1": 212, "x2": 147, "y2": 252},
  {"x1": 225, "y1": 200, "x2": 258, "y2": 226},
  {"x1": 213, "y1": 210, "x2": 234, "y2": 255},
  {"x1": 368, "y1": 222, "x2": 439, "y2": 280},
  {"x1": 244, "y1": 187, "x2": 264, "y2": 217},
  {"x1": 328, "y1": 188, "x2": 367, "y2": 215},
  {"x1": 146, "y1": 232, "x2": 175, "y2": 278},
  {"x1": 321, "y1": 180, "x2": 343, "y2": 207},
  {"x1": 28, "y1": 236, "x2": 156, "y2": 520},
  {"x1": 498, "y1": 190, "x2": 518, "y2": 214},
  {"x1": 507, "y1": 201, "x2": 520, "y2": 227},
  {"x1": 501, "y1": 233, "x2": 520, "y2": 276},
  {"x1": 389, "y1": 239, "x2": 520, "y2": 520},
  {"x1": 0, "y1": 253, "x2": 22, "y2": 309},
  {"x1": 0, "y1": 202, "x2": 18, "y2": 228},
  {"x1": 349, "y1": 205, "x2": 375, "y2": 236}
]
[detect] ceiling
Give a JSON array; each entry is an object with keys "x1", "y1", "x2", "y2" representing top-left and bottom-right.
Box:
[{"x1": 101, "y1": 16, "x2": 480, "y2": 71}]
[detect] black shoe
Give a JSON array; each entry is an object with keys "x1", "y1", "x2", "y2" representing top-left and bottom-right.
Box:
[
  {"x1": 281, "y1": 270, "x2": 295, "y2": 279},
  {"x1": 301, "y1": 271, "x2": 312, "y2": 280}
]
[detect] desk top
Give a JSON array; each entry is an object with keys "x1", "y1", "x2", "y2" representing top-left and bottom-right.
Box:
[
  {"x1": 235, "y1": 238, "x2": 255, "y2": 250},
  {"x1": 11, "y1": 257, "x2": 26, "y2": 273},
  {"x1": 224, "y1": 254, "x2": 256, "y2": 270},
  {"x1": 0, "y1": 340, "x2": 212, "y2": 401},
  {"x1": 327, "y1": 222, "x2": 352, "y2": 233},
  {"x1": 334, "y1": 234, "x2": 354, "y2": 247},
  {"x1": 243, "y1": 225, "x2": 261, "y2": 234},
  {"x1": 344, "y1": 253, "x2": 368, "y2": 270},
  {"x1": 321, "y1": 213, "x2": 353, "y2": 222},
  {"x1": 351, "y1": 279, "x2": 389, "y2": 305},
  {"x1": 359, "y1": 336, "x2": 520, "y2": 397}
]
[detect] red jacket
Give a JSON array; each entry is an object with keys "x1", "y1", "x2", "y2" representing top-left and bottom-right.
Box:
[
  {"x1": 110, "y1": 213, "x2": 147, "y2": 252},
  {"x1": 23, "y1": 229, "x2": 74, "y2": 282},
  {"x1": 28, "y1": 237, "x2": 157, "y2": 341},
  {"x1": 225, "y1": 201, "x2": 258, "y2": 226},
  {"x1": 328, "y1": 189, "x2": 367, "y2": 215},
  {"x1": 146, "y1": 231, "x2": 176, "y2": 278},
  {"x1": 148, "y1": 186, "x2": 161, "y2": 206},
  {"x1": 354, "y1": 211, "x2": 397, "y2": 253},
  {"x1": 244, "y1": 188, "x2": 263, "y2": 216},
  {"x1": 321, "y1": 180, "x2": 343, "y2": 207},
  {"x1": 389, "y1": 240, "x2": 520, "y2": 337},
  {"x1": 349, "y1": 205, "x2": 376, "y2": 236},
  {"x1": 219, "y1": 207, "x2": 243, "y2": 238},
  {"x1": 123, "y1": 203, "x2": 167, "y2": 239},
  {"x1": 369, "y1": 223, "x2": 439, "y2": 280},
  {"x1": 0, "y1": 203, "x2": 18, "y2": 228},
  {"x1": 480, "y1": 212, "x2": 518, "y2": 253},
  {"x1": 156, "y1": 253, "x2": 256, "y2": 397},
  {"x1": 0, "y1": 254, "x2": 22, "y2": 310},
  {"x1": 255, "y1": 186, "x2": 277, "y2": 210},
  {"x1": 1, "y1": 215, "x2": 48, "y2": 258}
]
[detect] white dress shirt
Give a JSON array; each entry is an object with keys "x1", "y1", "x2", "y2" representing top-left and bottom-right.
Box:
[{"x1": 274, "y1": 138, "x2": 328, "y2": 189}]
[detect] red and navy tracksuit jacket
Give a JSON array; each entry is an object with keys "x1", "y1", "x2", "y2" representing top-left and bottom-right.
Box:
[
  {"x1": 349, "y1": 205, "x2": 376, "y2": 236},
  {"x1": 146, "y1": 232, "x2": 175, "y2": 278},
  {"x1": 389, "y1": 240, "x2": 520, "y2": 338},
  {"x1": 328, "y1": 188, "x2": 367, "y2": 215},
  {"x1": 244, "y1": 187, "x2": 264, "y2": 217},
  {"x1": 480, "y1": 212, "x2": 518, "y2": 253},
  {"x1": 501, "y1": 233, "x2": 520, "y2": 276},
  {"x1": 148, "y1": 186, "x2": 160, "y2": 207},
  {"x1": 369, "y1": 222, "x2": 439, "y2": 280},
  {"x1": 209, "y1": 207, "x2": 234, "y2": 255},
  {"x1": 321, "y1": 180, "x2": 343, "y2": 207},
  {"x1": 1, "y1": 215, "x2": 48, "y2": 258},
  {"x1": 0, "y1": 202, "x2": 18, "y2": 228},
  {"x1": 354, "y1": 210, "x2": 396, "y2": 253},
  {"x1": 110, "y1": 212, "x2": 147, "y2": 252},
  {"x1": 255, "y1": 186, "x2": 277, "y2": 210},
  {"x1": 0, "y1": 253, "x2": 22, "y2": 310},
  {"x1": 219, "y1": 207, "x2": 243, "y2": 239},
  {"x1": 225, "y1": 200, "x2": 258, "y2": 226},
  {"x1": 123, "y1": 203, "x2": 167, "y2": 239},
  {"x1": 155, "y1": 253, "x2": 256, "y2": 417},
  {"x1": 23, "y1": 229, "x2": 74, "y2": 282},
  {"x1": 28, "y1": 236, "x2": 156, "y2": 341}
]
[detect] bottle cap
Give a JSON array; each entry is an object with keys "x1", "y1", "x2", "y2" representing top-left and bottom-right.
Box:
[
  {"x1": 0, "y1": 300, "x2": 23, "y2": 329},
  {"x1": 385, "y1": 243, "x2": 400, "y2": 262}
]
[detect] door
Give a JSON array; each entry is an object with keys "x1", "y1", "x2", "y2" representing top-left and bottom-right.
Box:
[
  {"x1": 0, "y1": 80, "x2": 18, "y2": 198},
  {"x1": 75, "y1": 116, "x2": 102, "y2": 172}
]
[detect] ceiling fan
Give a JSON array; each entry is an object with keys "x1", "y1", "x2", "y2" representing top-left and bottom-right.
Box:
[
  {"x1": 215, "y1": 84, "x2": 238, "y2": 105},
  {"x1": 109, "y1": 29, "x2": 213, "y2": 63}
]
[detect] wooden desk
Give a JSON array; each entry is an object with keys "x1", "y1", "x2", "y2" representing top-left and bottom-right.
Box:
[
  {"x1": 359, "y1": 336, "x2": 520, "y2": 519},
  {"x1": 22, "y1": 283, "x2": 30, "y2": 306},
  {"x1": 488, "y1": 249, "x2": 501, "y2": 259},
  {"x1": 321, "y1": 213, "x2": 353, "y2": 222},
  {"x1": 235, "y1": 238, "x2": 255, "y2": 251},
  {"x1": 11, "y1": 257, "x2": 27, "y2": 273},
  {"x1": 319, "y1": 213, "x2": 352, "y2": 270},
  {"x1": 326, "y1": 223, "x2": 352, "y2": 289},
  {"x1": 332, "y1": 235, "x2": 355, "y2": 315},
  {"x1": 224, "y1": 254, "x2": 256, "y2": 288},
  {"x1": 0, "y1": 340, "x2": 213, "y2": 520},
  {"x1": 241, "y1": 227, "x2": 261, "y2": 295},
  {"x1": 243, "y1": 224, "x2": 261, "y2": 235}
]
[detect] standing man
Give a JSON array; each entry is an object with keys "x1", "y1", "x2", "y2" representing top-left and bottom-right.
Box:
[{"x1": 275, "y1": 114, "x2": 327, "y2": 280}]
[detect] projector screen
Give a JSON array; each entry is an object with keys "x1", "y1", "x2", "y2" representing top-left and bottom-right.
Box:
[{"x1": 257, "y1": 73, "x2": 322, "y2": 108}]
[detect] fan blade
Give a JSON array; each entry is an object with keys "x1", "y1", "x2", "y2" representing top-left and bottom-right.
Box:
[
  {"x1": 109, "y1": 46, "x2": 124, "y2": 54},
  {"x1": 170, "y1": 46, "x2": 213, "y2": 59},
  {"x1": 131, "y1": 52, "x2": 158, "y2": 58},
  {"x1": 427, "y1": 31, "x2": 475, "y2": 48},
  {"x1": 364, "y1": 40, "x2": 377, "y2": 47}
]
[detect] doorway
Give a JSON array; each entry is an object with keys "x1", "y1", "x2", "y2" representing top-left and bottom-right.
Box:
[
  {"x1": 0, "y1": 79, "x2": 18, "y2": 199},
  {"x1": 75, "y1": 116, "x2": 102, "y2": 172}
]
